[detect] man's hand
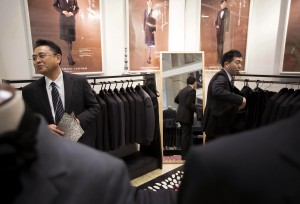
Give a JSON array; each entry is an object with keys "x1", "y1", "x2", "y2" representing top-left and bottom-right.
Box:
[
  {"x1": 48, "y1": 124, "x2": 64, "y2": 136},
  {"x1": 239, "y1": 97, "x2": 246, "y2": 110}
]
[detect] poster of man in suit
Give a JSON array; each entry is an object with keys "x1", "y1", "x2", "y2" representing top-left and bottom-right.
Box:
[
  {"x1": 201, "y1": 0, "x2": 250, "y2": 70},
  {"x1": 282, "y1": 0, "x2": 300, "y2": 73},
  {"x1": 128, "y1": 0, "x2": 169, "y2": 71},
  {"x1": 25, "y1": 0, "x2": 102, "y2": 75}
]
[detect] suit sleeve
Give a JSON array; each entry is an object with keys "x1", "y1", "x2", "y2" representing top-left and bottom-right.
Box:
[
  {"x1": 225, "y1": 9, "x2": 230, "y2": 32},
  {"x1": 178, "y1": 147, "x2": 220, "y2": 204},
  {"x1": 186, "y1": 89, "x2": 196, "y2": 113},
  {"x1": 212, "y1": 75, "x2": 243, "y2": 105},
  {"x1": 174, "y1": 94, "x2": 179, "y2": 104},
  {"x1": 73, "y1": 0, "x2": 79, "y2": 15},
  {"x1": 102, "y1": 161, "x2": 136, "y2": 204},
  {"x1": 143, "y1": 10, "x2": 146, "y2": 31},
  {"x1": 53, "y1": 0, "x2": 62, "y2": 13},
  {"x1": 76, "y1": 78, "x2": 100, "y2": 129}
]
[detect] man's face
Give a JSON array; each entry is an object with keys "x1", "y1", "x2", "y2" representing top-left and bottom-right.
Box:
[
  {"x1": 220, "y1": 1, "x2": 227, "y2": 9},
  {"x1": 147, "y1": 0, "x2": 152, "y2": 7},
  {"x1": 32, "y1": 46, "x2": 61, "y2": 76},
  {"x1": 224, "y1": 57, "x2": 243, "y2": 75}
]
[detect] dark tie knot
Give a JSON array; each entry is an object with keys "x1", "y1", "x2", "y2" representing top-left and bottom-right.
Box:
[{"x1": 51, "y1": 82, "x2": 56, "y2": 87}]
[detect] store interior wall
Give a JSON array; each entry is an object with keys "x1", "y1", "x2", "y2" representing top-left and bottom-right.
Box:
[{"x1": 0, "y1": 0, "x2": 289, "y2": 82}]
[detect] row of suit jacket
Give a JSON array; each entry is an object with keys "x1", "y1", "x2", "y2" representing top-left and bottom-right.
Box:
[
  {"x1": 163, "y1": 106, "x2": 202, "y2": 148},
  {"x1": 163, "y1": 107, "x2": 181, "y2": 148},
  {"x1": 92, "y1": 83, "x2": 160, "y2": 151},
  {"x1": 236, "y1": 82, "x2": 300, "y2": 131}
]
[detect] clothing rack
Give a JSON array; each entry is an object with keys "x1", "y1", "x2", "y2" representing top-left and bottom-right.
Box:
[
  {"x1": 2, "y1": 73, "x2": 154, "y2": 87},
  {"x1": 232, "y1": 73, "x2": 300, "y2": 131},
  {"x1": 235, "y1": 74, "x2": 300, "y2": 79},
  {"x1": 233, "y1": 74, "x2": 300, "y2": 85},
  {"x1": 2, "y1": 73, "x2": 162, "y2": 179}
]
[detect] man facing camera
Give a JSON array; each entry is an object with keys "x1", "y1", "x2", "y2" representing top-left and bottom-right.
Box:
[
  {"x1": 22, "y1": 39, "x2": 100, "y2": 145},
  {"x1": 202, "y1": 49, "x2": 246, "y2": 142}
]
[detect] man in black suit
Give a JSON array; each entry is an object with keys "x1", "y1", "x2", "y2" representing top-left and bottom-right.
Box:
[
  {"x1": 178, "y1": 111, "x2": 300, "y2": 204},
  {"x1": 22, "y1": 39, "x2": 100, "y2": 145},
  {"x1": 215, "y1": 0, "x2": 230, "y2": 64},
  {"x1": 202, "y1": 49, "x2": 246, "y2": 142},
  {"x1": 174, "y1": 75, "x2": 197, "y2": 160}
]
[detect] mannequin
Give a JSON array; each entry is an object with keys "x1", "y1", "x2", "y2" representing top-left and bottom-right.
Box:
[
  {"x1": 0, "y1": 84, "x2": 37, "y2": 204},
  {"x1": 0, "y1": 86, "x2": 176, "y2": 204},
  {"x1": 0, "y1": 85, "x2": 24, "y2": 134}
]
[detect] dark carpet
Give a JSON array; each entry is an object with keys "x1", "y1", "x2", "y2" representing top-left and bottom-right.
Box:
[{"x1": 138, "y1": 165, "x2": 184, "y2": 192}]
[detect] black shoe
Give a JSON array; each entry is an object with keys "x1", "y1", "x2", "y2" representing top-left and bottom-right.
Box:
[
  {"x1": 147, "y1": 56, "x2": 151, "y2": 64},
  {"x1": 67, "y1": 56, "x2": 75, "y2": 66}
]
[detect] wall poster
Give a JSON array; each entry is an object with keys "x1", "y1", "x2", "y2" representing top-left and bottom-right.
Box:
[
  {"x1": 200, "y1": 0, "x2": 250, "y2": 71},
  {"x1": 281, "y1": 0, "x2": 300, "y2": 73},
  {"x1": 127, "y1": 0, "x2": 169, "y2": 72},
  {"x1": 23, "y1": 0, "x2": 103, "y2": 76}
]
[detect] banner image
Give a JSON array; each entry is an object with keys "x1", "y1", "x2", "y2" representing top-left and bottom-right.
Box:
[
  {"x1": 281, "y1": 0, "x2": 300, "y2": 73},
  {"x1": 201, "y1": 0, "x2": 250, "y2": 70},
  {"x1": 127, "y1": 0, "x2": 169, "y2": 71},
  {"x1": 25, "y1": 0, "x2": 102, "y2": 75}
]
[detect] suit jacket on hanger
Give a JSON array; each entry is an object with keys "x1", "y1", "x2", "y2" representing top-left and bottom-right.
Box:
[
  {"x1": 127, "y1": 87, "x2": 145, "y2": 144},
  {"x1": 121, "y1": 88, "x2": 136, "y2": 143},
  {"x1": 136, "y1": 85, "x2": 155, "y2": 144},
  {"x1": 143, "y1": 85, "x2": 161, "y2": 141},
  {"x1": 99, "y1": 90, "x2": 119, "y2": 150},
  {"x1": 115, "y1": 88, "x2": 131, "y2": 145}
]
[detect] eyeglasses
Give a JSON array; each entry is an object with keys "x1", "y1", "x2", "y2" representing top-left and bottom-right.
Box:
[{"x1": 30, "y1": 53, "x2": 58, "y2": 61}]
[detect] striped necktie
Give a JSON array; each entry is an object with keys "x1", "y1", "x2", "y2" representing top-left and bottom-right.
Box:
[{"x1": 51, "y1": 82, "x2": 64, "y2": 124}]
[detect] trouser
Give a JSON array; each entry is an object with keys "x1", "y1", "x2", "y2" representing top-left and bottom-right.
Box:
[{"x1": 180, "y1": 122, "x2": 193, "y2": 159}]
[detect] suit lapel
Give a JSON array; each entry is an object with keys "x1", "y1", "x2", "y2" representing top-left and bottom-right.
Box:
[
  {"x1": 63, "y1": 72, "x2": 73, "y2": 113},
  {"x1": 36, "y1": 78, "x2": 54, "y2": 124}
]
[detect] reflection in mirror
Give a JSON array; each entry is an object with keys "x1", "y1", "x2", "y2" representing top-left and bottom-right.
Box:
[{"x1": 161, "y1": 52, "x2": 204, "y2": 162}]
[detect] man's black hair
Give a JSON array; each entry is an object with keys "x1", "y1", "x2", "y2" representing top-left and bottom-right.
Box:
[
  {"x1": 221, "y1": 49, "x2": 242, "y2": 67},
  {"x1": 187, "y1": 75, "x2": 196, "y2": 85},
  {"x1": 34, "y1": 39, "x2": 62, "y2": 56}
]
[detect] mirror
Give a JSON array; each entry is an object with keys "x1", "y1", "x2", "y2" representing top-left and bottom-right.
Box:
[{"x1": 160, "y1": 52, "x2": 204, "y2": 162}]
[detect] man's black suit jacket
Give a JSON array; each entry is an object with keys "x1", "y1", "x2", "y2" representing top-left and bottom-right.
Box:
[
  {"x1": 215, "y1": 7, "x2": 230, "y2": 44},
  {"x1": 178, "y1": 111, "x2": 300, "y2": 204},
  {"x1": 174, "y1": 85, "x2": 196, "y2": 125},
  {"x1": 202, "y1": 69, "x2": 243, "y2": 138},
  {"x1": 22, "y1": 72, "x2": 100, "y2": 145}
]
